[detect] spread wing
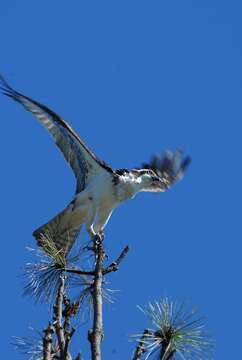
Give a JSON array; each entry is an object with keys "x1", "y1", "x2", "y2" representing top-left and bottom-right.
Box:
[
  {"x1": 0, "y1": 75, "x2": 114, "y2": 193},
  {"x1": 141, "y1": 150, "x2": 191, "y2": 188}
]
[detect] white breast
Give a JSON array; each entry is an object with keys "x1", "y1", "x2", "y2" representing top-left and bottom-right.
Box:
[
  {"x1": 87, "y1": 171, "x2": 116, "y2": 208},
  {"x1": 116, "y1": 174, "x2": 139, "y2": 202}
]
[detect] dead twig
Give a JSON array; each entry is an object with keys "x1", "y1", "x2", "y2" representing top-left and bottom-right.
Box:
[
  {"x1": 64, "y1": 268, "x2": 95, "y2": 276},
  {"x1": 103, "y1": 246, "x2": 130, "y2": 274}
]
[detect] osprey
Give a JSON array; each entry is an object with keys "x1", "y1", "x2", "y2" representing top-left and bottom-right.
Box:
[{"x1": 0, "y1": 75, "x2": 191, "y2": 255}]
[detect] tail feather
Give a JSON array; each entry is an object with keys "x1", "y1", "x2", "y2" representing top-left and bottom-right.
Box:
[{"x1": 33, "y1": 203, "x2": 82, "y2": 255}]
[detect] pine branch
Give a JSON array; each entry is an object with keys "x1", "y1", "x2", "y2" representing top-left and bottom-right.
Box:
[
  {"x1": 21, "y1": 235, "x2": 130, "y2": 360},
  {"x1": 103, "y1": 245, "x2": 130, "y2": 274},
  {"x1": 53, "y1": 276, "x2": 66, "y2": 356},
  {"x1": 61, "y1": 296, "x2": 77, "y2": 359},
  {"x1": 132, "y1": 298, "x2": 214, "y2": 359},
  {"x1": 43, "y1": 324, "x2": 54, "y2": 360},
  {"x1": 65, "y1": 245, "x2": 129, "y2": 276},
  {"x1": 165, "y1": 350, "x2": 176, "y2": 360},
  {"x1": 64, "y1": 268, "x2": 95, "y2": 276},
  {"x1": 159, "y1": 341, "x2": 173, "y2": 360},
  {"x1": 62, "y1": 328, "x2": 75, "y2": 360},
  {"x1": 132, "y1": 329, "x2": 150, "y2": 360},
  {"x1": 88, "y1": 238, "x2": 105, "y2": 360}
]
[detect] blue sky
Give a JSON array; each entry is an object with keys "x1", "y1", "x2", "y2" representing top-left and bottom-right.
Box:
[{"x1": 0, "y1": 1, "x2": 241, "y2": 359}]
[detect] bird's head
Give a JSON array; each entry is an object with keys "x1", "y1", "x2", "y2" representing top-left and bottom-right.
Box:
[
  {"x1": 135, "y1": 169, "x2": 169, "y2": 193},
  {"x1": 135, "y1": 151, "x2": 191, "y2": 193}
]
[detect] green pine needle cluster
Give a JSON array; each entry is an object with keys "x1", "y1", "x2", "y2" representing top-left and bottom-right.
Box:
[
  {"x1": 133, "y1": 298, "x2": 214, "y2": 360},
  {"x1": 39, "y1": 232, "x2": 66, "y2": 267},
  {"x1": 23, "y1": 234, "x2": 67, "y2": 302}
]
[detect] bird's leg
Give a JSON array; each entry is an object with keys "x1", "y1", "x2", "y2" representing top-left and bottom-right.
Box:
[
  {"x1": 97, "y1": 230, "x2": 105, "y2": 242},
  {"x1": 95, "y1": 231, "x2": 109, "y2": 261},
  {"x1": 84, "y1": 226, "x2": 96, "y2": 252},
  {"x1": 91, "y1": 231, "x2": 108, "y2": 261},
  {"x1": 87, "y1": 226, "x2": 104, "y2": 242},
  {"x1": 92, "y1": 210, "x2": 112, "y2": 243},
  {"x1": 86, "y1": 225, "x2": 104, "y2": 253},
  {"x1": 86, "y1": 233, "x2": 104, "y2": 262},
  {"x1": 93, "y1": 231, "x2": 104, "y2": 253},
  {"x1": 87, "y1": 209, "x2": 111, "y2": 255}
]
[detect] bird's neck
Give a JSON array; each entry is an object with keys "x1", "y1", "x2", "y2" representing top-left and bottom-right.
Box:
[{"x1": 116, "y1": 173, "x2": 144, "y2": 202}]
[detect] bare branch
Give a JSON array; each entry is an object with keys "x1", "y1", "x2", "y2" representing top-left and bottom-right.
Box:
[
  {"x1": 63, "y1": 296, "x2": 72, "y2": 337},
  {"x1": 53, "y1": 276, "x2": 66, "y2": 355},
  {"x1": 63, "y1": 245, "x2": 130, "y2": 278},
  {"x1": 63, "y1": 296, "x2": 80, "y2": 336},
  {"x1": 62, "y1": 328, "x2": 75, "y2": 360},
  {"x1": 64, "y1": 268, "x2": 95, "y2": 276},
  {"x1": 166, "y1": 350, "x2": 176, "y2": 360},
  {"x1": 88, "y1": 238, "x2": 105, "y2": 360},
  {"x1": 159, "y1": 341, "x2": 172, "y2": 360},
  {"x1": 103, "y1": 245, "x2": 130, "y2": 274},
  {"x1": 21, "y1": 236, "x2": 130, "y2": 360},
  {"x1": 43, "y1": 324, "x2": 54, "y2": 360},
  {"x1": 132, "y1": 329, "x2": 150, "y2": 360}
]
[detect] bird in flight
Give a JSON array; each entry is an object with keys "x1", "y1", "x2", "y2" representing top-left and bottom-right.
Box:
[{"x1": 0, "y1": 75, "x2": 191, "y2": 255}]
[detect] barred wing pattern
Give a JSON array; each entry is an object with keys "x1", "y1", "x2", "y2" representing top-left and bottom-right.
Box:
[
  {"x1": 0, "y1": 75, "x2": 114, "y2": 254},
  {"x1": 33, "y1": 201, "x2": 82, "y2": 255},
  {"x1": 0, "y1": 75, "x2": 113, "y2": 194}
]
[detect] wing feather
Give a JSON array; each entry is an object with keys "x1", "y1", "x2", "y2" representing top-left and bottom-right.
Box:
[{"x1": 0, "y1": 75, "x2": 113, "y2": 193}]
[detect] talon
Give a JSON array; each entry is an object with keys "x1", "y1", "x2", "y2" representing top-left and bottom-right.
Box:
[
  {"x1": 94, "y1": 234, "x2": 101, "y2": 242},
  {"x1": 92, "y1": 234, "x2": 103, "y2": 250},
  {"x1": 93, "y1": 231, "x2": 104, "y2": 243},
  {"x1": 99, "y1": 230, "x2": 105, "y2": 241}
]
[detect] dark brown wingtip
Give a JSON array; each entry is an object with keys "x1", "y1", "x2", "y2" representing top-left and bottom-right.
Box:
[
  {"x1": 181, "y1": 155, "x2": 192, "y2": 171},
  {"x1": 0, "y1": 74, "x2": 21, "y2": 103},
  {"x1": 175, "y1": 155, "x2": 191, "y2": 181}
]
